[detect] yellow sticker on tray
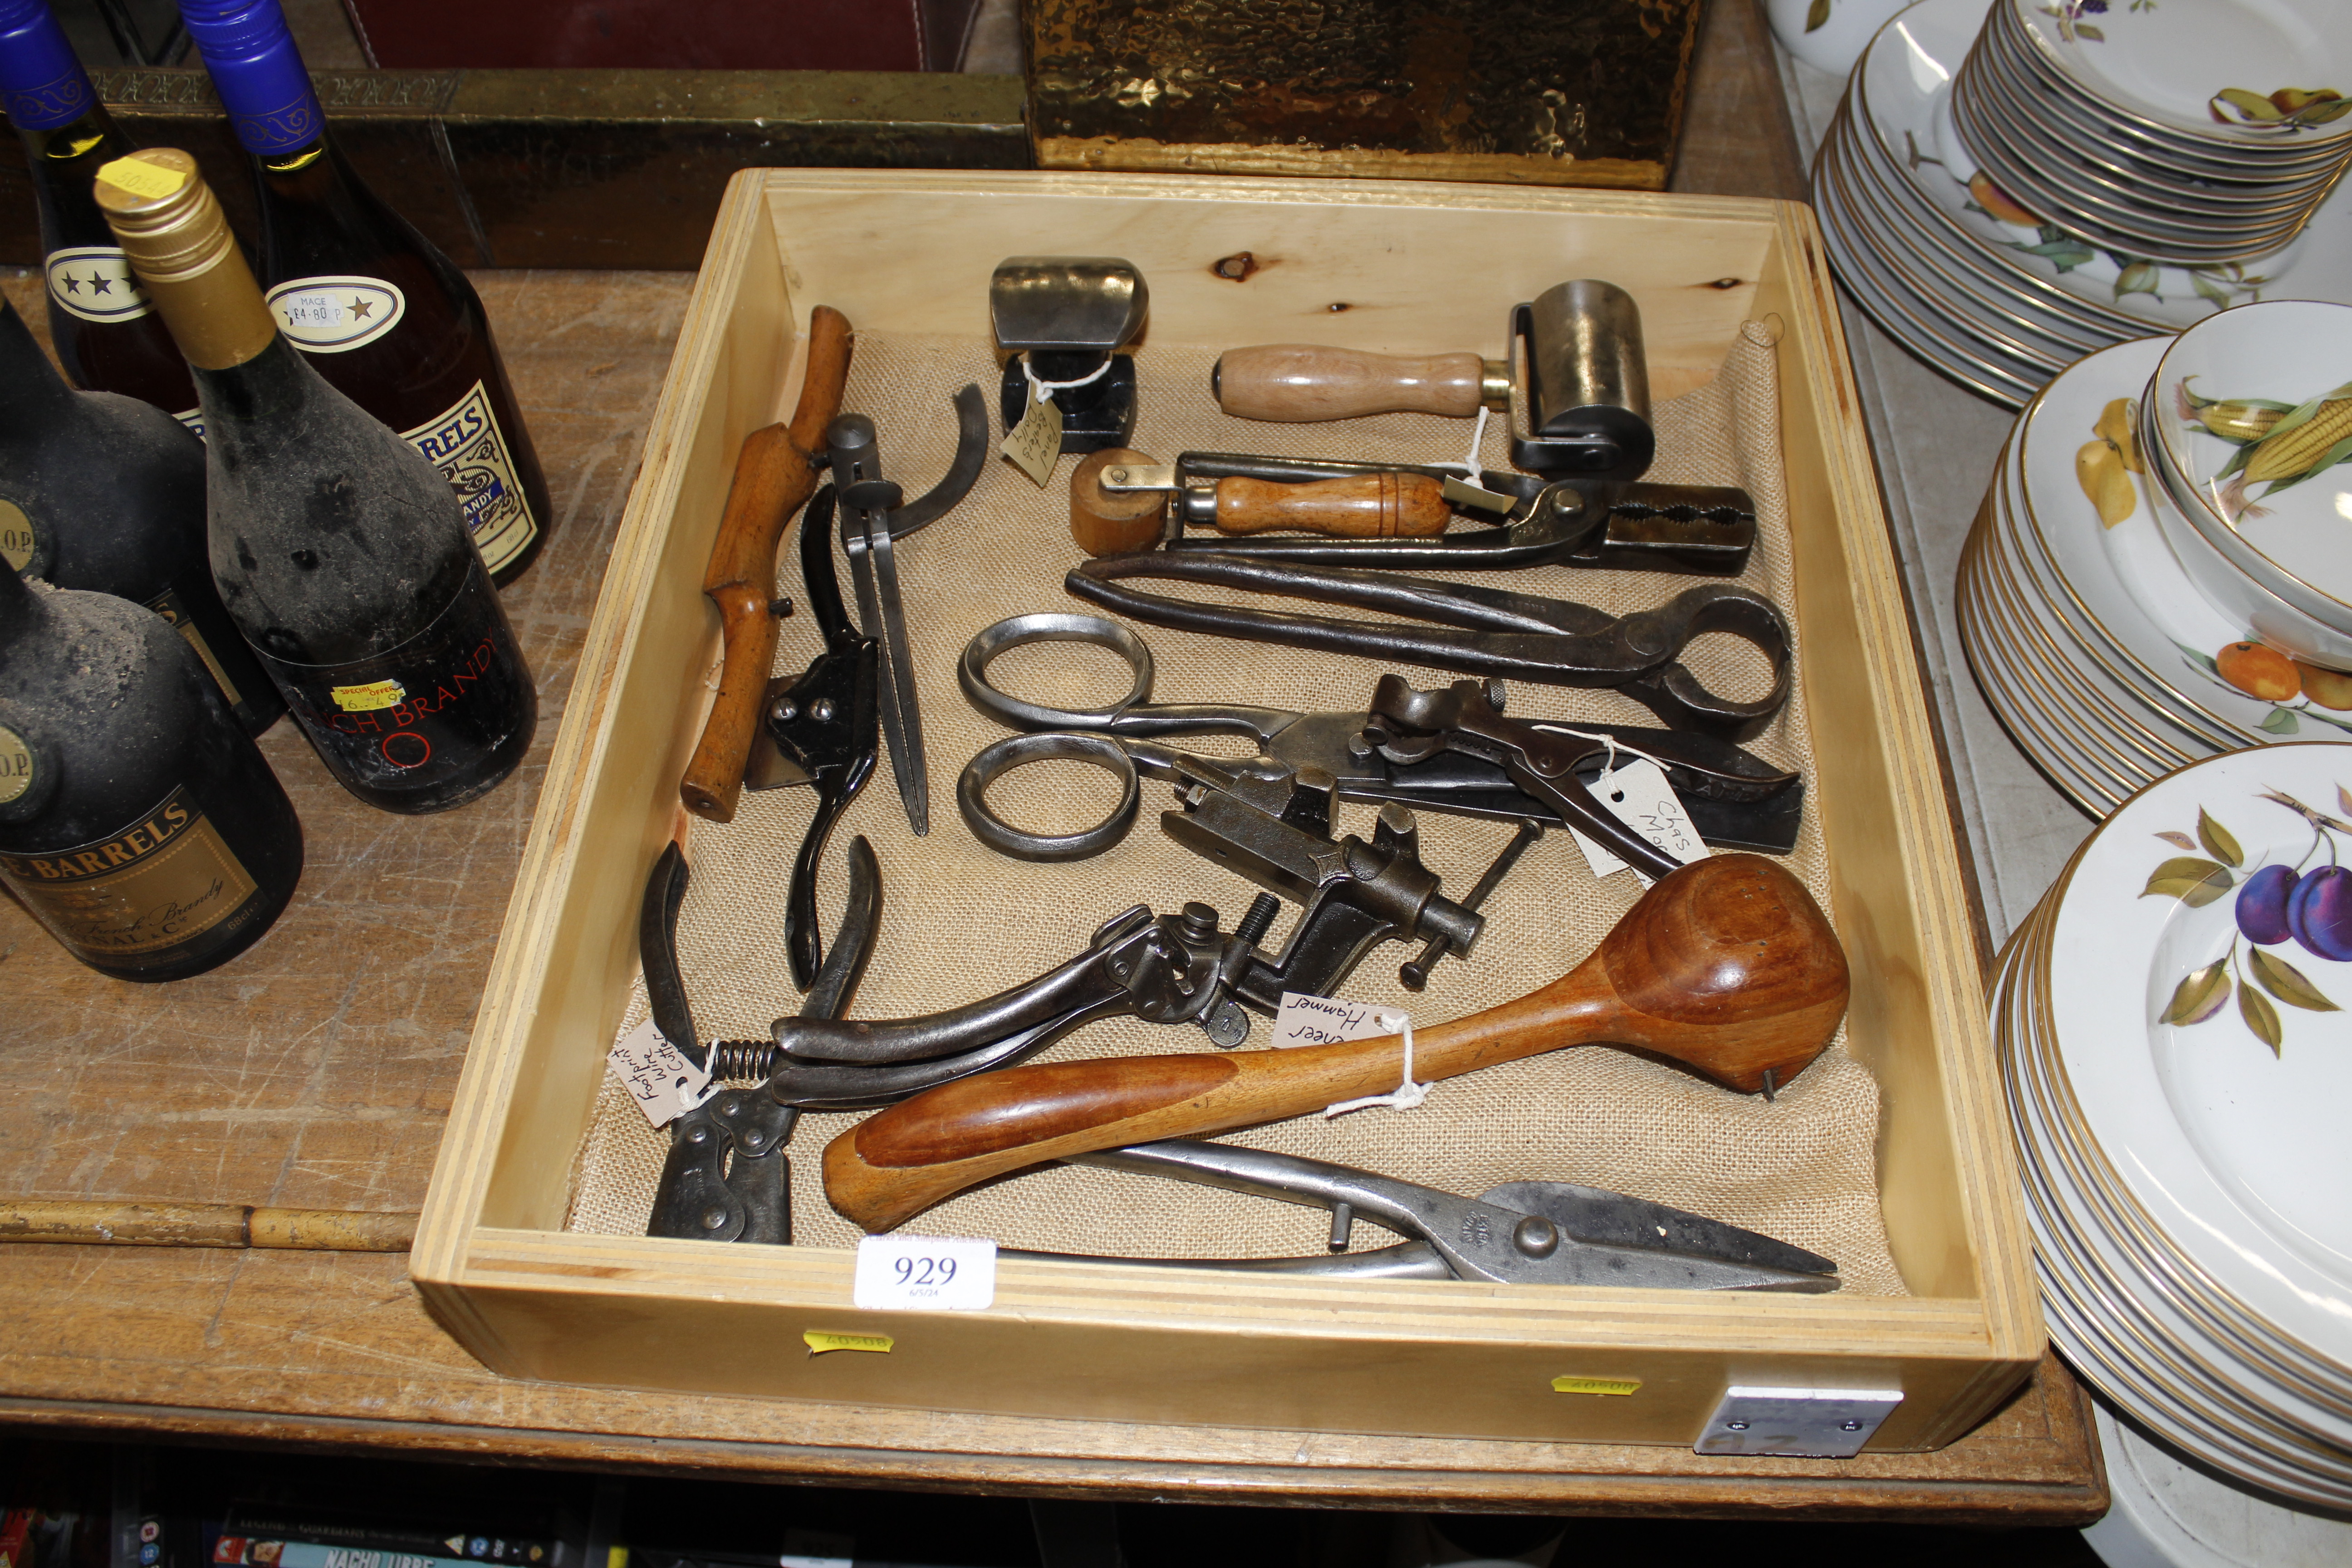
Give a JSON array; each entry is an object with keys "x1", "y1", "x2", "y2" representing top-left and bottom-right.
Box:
[
  {"x1": 1552, "y1": 1375, "x2": 1642, "y2": 1396},
  {"x1": 804, "y1": 1330, "x2": 894, "y2": 1356},
  {"x1": 332, "y1": 679, "x2": 406, "y2": 712},
  {"x1": 97, "y1": 156, "x2": 187, "y2": 201}
]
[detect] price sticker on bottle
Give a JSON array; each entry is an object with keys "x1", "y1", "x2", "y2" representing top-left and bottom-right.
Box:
[
  {"x1": 1568, "y1": 758, "x2": 1710, "y2": 886},
  {"x1": 852, "y1": 1234, "x2": 998, "y2": 1312}
]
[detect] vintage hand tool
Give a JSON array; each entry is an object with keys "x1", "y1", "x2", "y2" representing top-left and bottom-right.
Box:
[
  {"x1": 1213, "y1": 279, "x2": 1654, "y2": 482},
  {"x1": 1004, "y1": 1140, "x2": 1840, "y2": 1291},
  {"x1": 954, "y1": 613, "x2": 1803, "y2": 870},
  {"x1": 993, "y1": 256, "x2": 1148, "y2": 454},
  {"x1": 1064, "y1": 554, "x2": 1794, "y2": 741},
  {"x1": 1068, "y1": 448, "x2": 1454, "y2": 554},
  {"x1": 829, "y1": 387, "x2": 990, "y2": 837},
  {"x1": 732, "y1": 485, "x2": 880, "y2": 989},
  {"x1": 679, "y1": 305, "x2": 853, "y2": 823},
  {"x1": 642, "y1": 836, "x2": 881, "y2": 1244},
  {"x1": 823, "y1": 854, "x2": 1850, "y2": 1232},
  {"x1": 1100, "y1": 451, "x2": 1756, "y2": 578}
]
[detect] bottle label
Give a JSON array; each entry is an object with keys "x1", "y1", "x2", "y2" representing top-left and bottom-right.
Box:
[
  {"x1": 400, "y1": 382, "x2": 538, "y2": 576},
  {"x1": 144, "y1": 585, "x2": 245, "y2": 711},
  {"x1": 265, "y1": 275, "x2": 406, "y2": 354},
  {"x1": 45, "y1": 246, "x2": 154, "y2": 324},
  {"x1": 0, "y1": 785, "x2": 265, "y2": 965},
  {"x1": 0, "y1": 726, "x2": 30, "y2": 806},
  {"x1": 176, "y1": 408, "x2": 206, "y2": 441},
  {"x1": 0, "y1": 500, "x2": 35, "y2": 573},
  {"x1": 263, "y1": 559, "x2": 533, "y2": 801}
]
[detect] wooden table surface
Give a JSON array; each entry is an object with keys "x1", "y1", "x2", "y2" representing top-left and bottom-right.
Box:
[{"x1": 0, "y1": 2, "x2": 2105, "y2": 1522}]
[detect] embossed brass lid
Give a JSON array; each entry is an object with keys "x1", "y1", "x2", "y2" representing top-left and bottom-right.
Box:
[{"x1": 92, "y1": 147, "x2": 277, "y2": 370}]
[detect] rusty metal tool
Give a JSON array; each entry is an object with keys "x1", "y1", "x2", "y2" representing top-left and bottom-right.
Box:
[{"x1": 679, "y1": 306, "x2": 853, "y2": 824}]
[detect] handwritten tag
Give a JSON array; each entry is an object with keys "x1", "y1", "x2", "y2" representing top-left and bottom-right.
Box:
[
  {"x1": 1271, "y1": 992, "x2": 1408, "y2": 1050},
  {"x1": 853, "y1": 1233, "x2": 997, "y2": 1311},
  {"x1": 1567, "y1": 759, "x2": 1709, "y2": 885},
  {"x1": 1000, "y1": 388, "x2": 1063, "y2": 487},
  {"x1": 606, "y1": 1015, "x2": 713, "y2": 1127}
]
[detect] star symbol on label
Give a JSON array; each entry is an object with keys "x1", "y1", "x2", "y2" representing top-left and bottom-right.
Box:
[
  {"x1": 60, "y1": 274, "x2": 80, "y2": 294},
  {"x1": 86, "y1": 272, "x2": 112, "y2": 294},
  {"x1": 347, "y1": 296, "x2": 372, "y2": 319}
]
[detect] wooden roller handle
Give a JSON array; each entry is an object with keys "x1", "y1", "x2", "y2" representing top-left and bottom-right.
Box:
[
  {"x1": 1209, "y1": 473, "x2": 1450, "y2": 537},
  {"x1": 1215, "y1": 344, "x2": 1494, "y2": 421},
  {"x1": 679, "y1": 305, "x2": 854, "y2": 823},
  {"x1": 825, "y1": 856, "x2": 1850, "y2": 1232},
  {"x1": 0, "y1": 1199, "x2": 416, "y2": 1251}
]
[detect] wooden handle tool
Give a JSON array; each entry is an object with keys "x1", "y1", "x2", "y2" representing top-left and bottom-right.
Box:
[
  {"x1": 679, "y1": 305, "x2": 854, "y2": 823},
  {"x1": 1071, "y1": 450, "x2": 1450, "y2": 556},
  {"x1": 1214, "y1": 344, "x2": 1510, "y2": 422},
  {"x1": 0, "y1": 1199, "x2": 416, "y2": 1251},
  {"x1": 824, "y1": 855, "x2": 1850, "y2": 1232}
]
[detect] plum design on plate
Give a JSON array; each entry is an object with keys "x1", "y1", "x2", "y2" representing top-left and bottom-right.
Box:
[
  {"x1": 2037, "y1": 0, "x2": 2156, "y2": 48},
  {"x1": 2176, "y1": 377, "x2": 2352, "y2": 521},
  {"x1": 2147, "y1": 788, "x2": 2352, "y2": 1052}
]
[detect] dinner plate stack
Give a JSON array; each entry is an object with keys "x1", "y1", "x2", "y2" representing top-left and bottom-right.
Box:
[
  {"x1": 1813, "y1": 0, "x2": 2352, "y2": 407},
  {"x1": 1955, "y1": 334, "x2": 2352, "y2": 815},
  {"x1": 1994, "y1": 741, "x2": 2352, "y2": 1508}
]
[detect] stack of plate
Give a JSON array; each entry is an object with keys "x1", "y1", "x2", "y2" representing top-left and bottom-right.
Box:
[
  {"x1": 1956, "y1": 0, "x2": 2350, "y2": 270},
  {"x1": 1995, "y1": 741, "x2": 2352, "y2": 1508},
  {"x1": 1813, "y1": 0, "x2": 2352, "y2": 407},
  {"x1": 1955, "y1": 335, "x2": 2352, "y2": 815}
]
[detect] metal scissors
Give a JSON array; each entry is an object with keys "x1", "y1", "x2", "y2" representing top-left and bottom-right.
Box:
[
  {"x1": 952, "y1": 613, "x2": 1803, "y2": 878},
  {"x1": 1006, "y1": 1140, "x2": 1840, "y2": 1292}
]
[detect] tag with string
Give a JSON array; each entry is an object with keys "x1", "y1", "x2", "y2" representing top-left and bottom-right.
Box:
[
  {"x1": 606, "y1": 1015, "x2": 715, "y2": 1127},
  {"x1": 1568, "y1": 757, "x2": 1710, "y2": 886},
  {"x1": 1000, "y1": 354, "x2": 1113, "y2": 486}
]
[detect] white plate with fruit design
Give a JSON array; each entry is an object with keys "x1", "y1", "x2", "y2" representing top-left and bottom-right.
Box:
[
  {"x1": 2011, "y1": 0, "x2": 2352, "y2": 148},
  {"x1": 2047, "y1": 743, "x2": 2352, "y2": 1369}
]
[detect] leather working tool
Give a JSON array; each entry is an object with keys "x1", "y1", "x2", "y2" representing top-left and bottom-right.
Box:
[
  {"x1": 1068, "y1": 448, "x2": 1454, "y2": 554},
  {"x1": 733, "y1": 485, "x2": 879, "y2": 990},
  {"x1": 951, "y1": 614, "x2": 1803, "y2": 877},
  {"x1": 1213, "y1": 279, "x2": 1655, "y2": 483},
  {"x1": 1064, "y1": 554, "x2": 1795, "y2": 742},
  {"x1": 829, "y1": 387, "x2": 990, "y2": 837},
  {"x1": 679, "y1": 305, "x2": 853, "y2": 824},
  {"x1": 992, "y1": 256, "x2": 1147, "y2": 454},
  {"x1": 1102, "y1": 450, "x2": 1756, "y2": 578},
  {"x1": 1007, "y1": 1140, "x2": 1841, "y2": 1292},
  {"x1": 822, "y1": 854, "x2": 1851, "y2": 1232}
]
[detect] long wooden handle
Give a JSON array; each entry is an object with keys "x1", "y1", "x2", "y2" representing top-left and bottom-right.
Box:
[
  {"x1": 679, "y1": 305, "x2": 854, "y2": 823},
  {"x1": 825, "y1": 856, "x2": 1849, "y2": 1232},
  {"x1": 0, "y1": 1199, "x2": 416, "y2": 1251},
  {"x1": 1215, "y1": 344, "x2": 1497, "y2": 421},
  {"x1": 1210, "y1": 473, "x2": 1450, "y2": 537}
]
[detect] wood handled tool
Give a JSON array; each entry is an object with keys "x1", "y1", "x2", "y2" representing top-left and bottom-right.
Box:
[
  {"x1": 0, "y1": 1200, "x2": 415, "y2": 1251},
  {"x1": 823, "y1": 854, "x2": 1849, "y2": 1232},
  {"x1": 1069, "y1": 448, "x2": 1450, "y2": 555},
  {"x1": 679, "y1": 305, "x2": 854, "y2": 823},
  {"x1": 1212, "y1": 344, "x2": 1511, "y2": 422}
]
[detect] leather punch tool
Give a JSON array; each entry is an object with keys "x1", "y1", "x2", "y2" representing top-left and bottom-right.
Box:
[
  {"x1": 829, "y1": 384, "x2": 990, "y2": 837},
  {"x1": 952, "y1": 613, "x2": 1803, "y2": 874},
  {"x1": 1061, "y1": 555, "x2": 1795, "y2": 740},
  {"x1": 1004, "y1": 1140, "x2": 1841, "y2": 1292}
]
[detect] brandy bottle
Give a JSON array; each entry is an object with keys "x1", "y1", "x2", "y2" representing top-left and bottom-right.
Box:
[
  {"x1": 178, "y1": 0, "x2": 553, "y2": 585},
  {"x1": 0, "y1": 294, "x2": 284, "y2": 735},
  {"x1": 98, "y1": 147, "x2": 538, "y2": 815},
  {"x1": 0, "y1": 0, "x2": 201, "y2": 426},
  {"x1": 0, "y1": 564, "x2": 304, "y2": 980}
]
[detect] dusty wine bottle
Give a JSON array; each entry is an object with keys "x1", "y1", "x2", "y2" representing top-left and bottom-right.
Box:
[
  {"x1": 96, "y1": 147, "x2": 538, "y2": 815},
  {"x1": 178, "y1": 0, "x2": 552, "y2": 585},
  {"x1": 0, "y1": 295, "x2": 285, "y2": 736},
  {"x1": 0, "y1": 567, "x2": 303, "y2": 980},
  {"x1": 0, "y1": 0, "x2": 201, "y2": 428}
]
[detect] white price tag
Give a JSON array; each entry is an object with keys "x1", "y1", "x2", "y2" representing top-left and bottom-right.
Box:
[
  {"x1": 1567, "y1": 758, "x2": 1710, "y2": 886},
  {"x1": 605, "y1": 1015, "x2": 713, "y2": 1127},
  {"x1": 1270, "y1": 992, "x2": 1408, "y2": 1049},
  {"x1": 1000, "y1": 390, "x2": 1063, "y2": 487},
  {"x1": 853, "y1": 1234, "x2": 998, "y2": 1311}
]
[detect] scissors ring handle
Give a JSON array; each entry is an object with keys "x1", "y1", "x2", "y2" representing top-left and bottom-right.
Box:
[
  {"x1": 959, "y1": 613, "x2": 1154, "y2": 733},
  {"x1": 957, "y1": 732, "x2": 1141, "y2": 862}
]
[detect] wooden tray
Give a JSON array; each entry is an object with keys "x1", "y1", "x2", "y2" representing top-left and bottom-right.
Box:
[{"x1": 411, "y1": 170, "x2": 2040, "y2": 1451}]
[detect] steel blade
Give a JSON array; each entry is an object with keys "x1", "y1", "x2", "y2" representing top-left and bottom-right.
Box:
[
  {"x1": 1479, "y1": 1179, "x2": 1838, "y2": 1282},
  {"x1": 863, "y1": 511, "x2": 929, "y2": 834}
]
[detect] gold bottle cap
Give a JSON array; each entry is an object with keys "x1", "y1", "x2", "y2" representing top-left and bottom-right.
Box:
[{"x1": 93, "y1": 148, "x2": 277, "y2": 371}]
